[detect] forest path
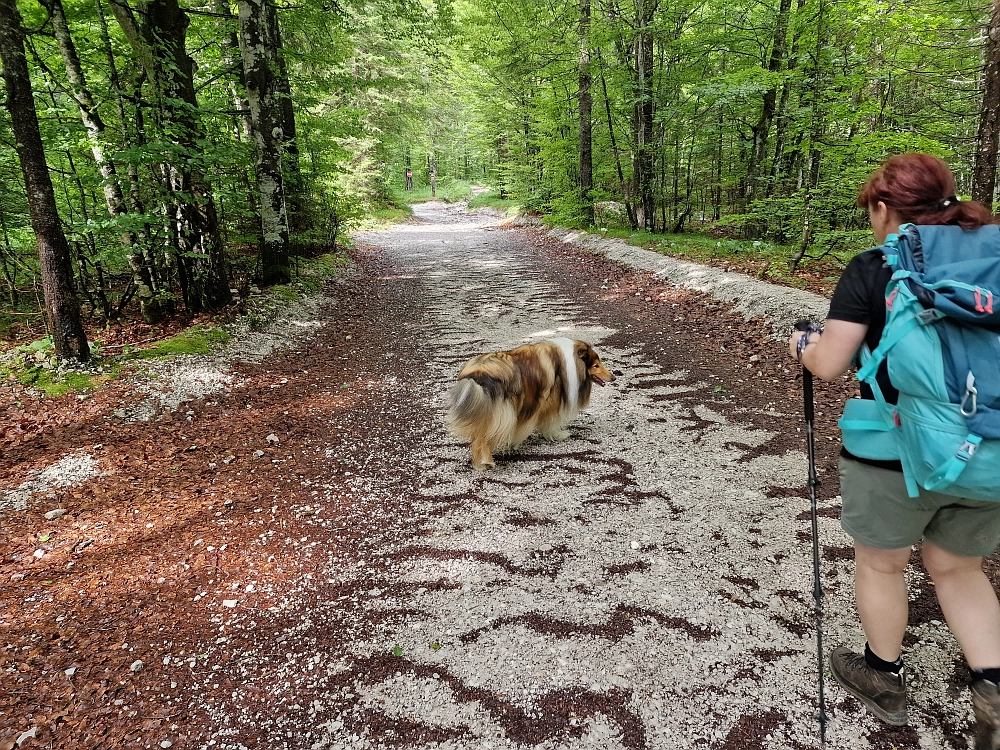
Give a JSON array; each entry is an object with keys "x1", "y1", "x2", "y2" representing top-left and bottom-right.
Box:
[
  {"x1": 0, "y1": 203, "x2": 970, "y2": 750},
  {"x1": 326, "y1": 201, "x2": 966, "y2": 749}
]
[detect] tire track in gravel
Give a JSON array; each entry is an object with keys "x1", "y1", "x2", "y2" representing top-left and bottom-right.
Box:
[{"x1": 315, "y1": 202, "x2": 974, "y2": 750}]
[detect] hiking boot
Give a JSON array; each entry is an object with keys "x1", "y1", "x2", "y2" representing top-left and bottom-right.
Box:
[
  {"x1": 971, "y1": 680, "x2": 1000, "y2": 750},
  {"x1": 830, "y1": 646, "x2": 908, "y2": 725}
]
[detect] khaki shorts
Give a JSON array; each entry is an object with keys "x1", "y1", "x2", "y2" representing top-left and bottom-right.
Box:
[{"x1": 840, "y1": 457, "x2": 1000, "y2": 557}]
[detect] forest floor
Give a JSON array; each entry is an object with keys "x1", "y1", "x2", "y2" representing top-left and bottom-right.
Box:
[{"x1": 0, "y1": 201, "x2": 991, "y2": 750}]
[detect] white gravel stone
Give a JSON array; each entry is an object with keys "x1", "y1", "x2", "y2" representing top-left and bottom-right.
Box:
[{"x1": 2, "y1": 454, "x2": 101, "y2": 512}]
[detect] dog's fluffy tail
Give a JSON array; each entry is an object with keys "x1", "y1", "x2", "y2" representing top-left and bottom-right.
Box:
[{"x1": 447, "y1": 377, "x2": 517, "y2": 451}]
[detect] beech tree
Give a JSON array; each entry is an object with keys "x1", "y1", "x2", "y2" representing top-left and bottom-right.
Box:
[
  {"x1": 0, "y1": 0, "x2": 89, "y2": 358},
  {"x1": 973, "y1": 0, "x2": 1000, "y2": 209},
  {"x1": 42, "y1": 0, "x2": 165, "y2": 323},
  {"x1": 110, "y1": 0, "x2": 231, "y2": 312},
  {"x1": 239, "y1": 0, "x2": 291, "y2": 285},
  {"x1": 579, "y1": 0, "x2": 593, "y2": 224}
]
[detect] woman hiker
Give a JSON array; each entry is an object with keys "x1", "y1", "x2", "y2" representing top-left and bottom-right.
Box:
[{"x1": 787, "y1": 152, "x2": 1000, "y2": 747}]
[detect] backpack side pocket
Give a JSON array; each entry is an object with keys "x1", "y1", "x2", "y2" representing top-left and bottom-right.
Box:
[
  {"x1": 839, "y1": 398, "x2": 899, "y2": 462},
  {"x1": 896, "y1": 397, "x2": 1000, "y2": 502}
]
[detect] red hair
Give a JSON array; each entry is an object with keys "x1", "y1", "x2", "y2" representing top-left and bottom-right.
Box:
[{"x1": 857, "y1": 153, "x2": 994, "y2": 230}]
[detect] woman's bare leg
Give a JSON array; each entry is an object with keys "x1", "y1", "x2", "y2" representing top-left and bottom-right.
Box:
[{"x1": 854, "y1": 543, "x2": 912, "y2": 660}]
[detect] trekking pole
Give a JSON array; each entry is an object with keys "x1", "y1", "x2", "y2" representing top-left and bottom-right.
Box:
[{"x1": 794, "y1": 320, "x2": 828, "y2": 745}]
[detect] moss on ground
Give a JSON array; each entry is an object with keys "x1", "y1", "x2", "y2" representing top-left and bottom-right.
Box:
[
  {"x1": 1, "y1": 337, "x2": 116, "y2": 397},
  {"x1": 272, "y1": 285, "x2": 304, "y2": 302},
  {"x1": 357, "y1": 207, "x2": 413, "y2": 230},
  {"x1": 2, "y1": 248, "x2": 349, "y2": 399},
  {"x1": 467, "y1": 192, "x2": 520, "y2": 213},
  {"x1": 125, "y1": 325, "x2": 232, "y2": 360},
  {"x1": 399, "y1": 179, "x2": 474, "y2": 204}
]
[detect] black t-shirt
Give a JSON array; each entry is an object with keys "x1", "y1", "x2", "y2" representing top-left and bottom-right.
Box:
[{"x1": 827, "y1": 248, "x2": 902, "y2": 470}]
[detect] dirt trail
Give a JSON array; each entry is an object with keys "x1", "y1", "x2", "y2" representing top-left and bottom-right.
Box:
[{"x1": 0, "y1": 202, "x2": 973, "y2": 749}]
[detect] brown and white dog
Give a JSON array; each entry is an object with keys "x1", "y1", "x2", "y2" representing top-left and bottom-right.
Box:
[{"x1": 447, "y1": 338, "x2": 614, "y2": 470}]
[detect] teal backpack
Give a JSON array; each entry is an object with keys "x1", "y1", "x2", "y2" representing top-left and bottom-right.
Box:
[{"x1": 838, "y1": 223, "x2": 1000, "y2": 501}]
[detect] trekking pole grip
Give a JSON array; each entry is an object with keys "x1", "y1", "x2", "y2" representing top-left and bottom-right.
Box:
[{"x1": 794, "y1": 320, "x2": 816, "y2": 422}]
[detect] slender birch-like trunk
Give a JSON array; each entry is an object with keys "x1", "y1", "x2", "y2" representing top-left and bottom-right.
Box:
[
  {"x1": 632, "y1": 0, "x2": 656, "y2": 230},
  {"x1": 266, "y1": 0, "x2": 303, "y2": 229},
  {"x1": 579, "y1": 0, "x2": 593, "y2": 225},
  {"x1": 111, "y1": 0, "x2": 231, "y2": 312},
  {"x1": 45, "y1": 0, "x2": 165, "y2": 322},
  {"x1": 744, "y1": 0, "x2": 792, "y2": 207},
  {"x1": 216, "y1": 0, "x2": 254, "y2": 141},
  {"x1": 238, "y1": 0, "x2": 290, "y2": 284},
  {"x1": 789, "y1": 0, "x2": 827, "y2": 273},
  {"x1": 973, "y1": 0, "x2": 1000, "y2": 209}
]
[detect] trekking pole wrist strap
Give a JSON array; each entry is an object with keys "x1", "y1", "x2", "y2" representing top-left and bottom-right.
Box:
[{"x1": 796, "y1": 324, "x2": 823, "y2": 363}]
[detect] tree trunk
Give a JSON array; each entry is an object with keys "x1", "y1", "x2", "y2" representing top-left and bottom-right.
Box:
[
  {"x1": 111, "y1": 0, "x2": 231, "y2": 312},
  {"x1": 46, "y1": 0, "x2": 165, "y2": 323},
  {"x1": 266, "y1": 0, "x2": 303, "y2": 229},
  {"x1": 238, "y1": 0, "x2": 291, "y2": 285},
  {"x1": 578, "y1": 0, "x2": 593, "y2": 225},
  {"x1": 789, "y1": 0, "x2": 827, "y2": 273},
  {"x1": 744, "y1": 0, "x2": 792, "y2": 207},
  {"x1": 95, "y1": 0, "x2": 149, "y2": 229},
  {"x1": 0, "y1": 0, "x2": 89, "y2": 358},
  {"x1": 767, "y1": 0, "x2": 804, "y2": 198},
  {"x1": 431, "y1": 147, "x2": 438, "y2": 197},
  {"x1": 215, "y1": 0, "x2": 253, "y2": 141},
  {"x1": 598, "y1": 50, "x2": 637, "y2": 229},
  {"x1": 973, "y1": 0, "x2": 1000, "y2": 209},
  {"x1": 633, "y1": 0, "x2": 656, "y2": 230}
]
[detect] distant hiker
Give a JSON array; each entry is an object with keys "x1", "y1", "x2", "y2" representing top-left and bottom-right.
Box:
[
  {"x1": 405, "y1": 169, "x2": 413, "y2": 190},
  {"x1": 788, "y1": 152, "x2": 1000, "y2": 747}
]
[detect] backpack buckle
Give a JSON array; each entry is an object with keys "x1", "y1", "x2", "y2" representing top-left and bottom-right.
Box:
[
  {"x1": 958, "y1": 439, "x2": 980, "y2": 461},
  {"x1": 916, "y1": 309, "x2": 944, "y2": 325}
]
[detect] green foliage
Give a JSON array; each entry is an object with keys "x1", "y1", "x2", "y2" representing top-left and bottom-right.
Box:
[
  {"x1": 2, "y1": 0, "x2": 998, "y2": 332},
  {"x1": 357, "y1": 206, "x2": 414, "y2": 229},
  {"x1": 454, "y1": 0, "x2": 994, "y2": 268},
  {"x1": 467, "y1": 191, "x2": 520, "y2": 213},
  {"x1": 401, "y1": 178, "x2": 474, "y2": 204}
]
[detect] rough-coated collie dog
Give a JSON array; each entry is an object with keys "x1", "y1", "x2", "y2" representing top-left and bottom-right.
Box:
[{"x1": 447, "y1": 338, "x2": 614, "y2": 470}]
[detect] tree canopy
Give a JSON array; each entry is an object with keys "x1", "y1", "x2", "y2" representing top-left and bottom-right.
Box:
[{"x1": 1, "y1": 0, "x2": 998, "y2": 351}]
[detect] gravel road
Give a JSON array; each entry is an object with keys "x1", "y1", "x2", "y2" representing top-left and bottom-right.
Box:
[
  {"x1": 325, "y1": 202, "x2": 970, "y2": 750},
  {"x1": 1, "y1": 201, "x2": 975, "y2": 750}
]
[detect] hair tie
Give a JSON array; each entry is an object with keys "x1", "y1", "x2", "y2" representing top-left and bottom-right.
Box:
[{"x1": 940, "y1": 195, "x2": 960, "y2": 209}]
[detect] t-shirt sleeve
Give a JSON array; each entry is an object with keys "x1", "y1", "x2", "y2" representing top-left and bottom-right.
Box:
[{"x1": 828, "y1": 253, "x2": 876, "y2": 325}]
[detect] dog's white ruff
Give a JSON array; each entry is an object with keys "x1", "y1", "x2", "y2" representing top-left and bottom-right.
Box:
[{"x1": 550, "y1": 337, "x2": 580, "y2": 415}]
